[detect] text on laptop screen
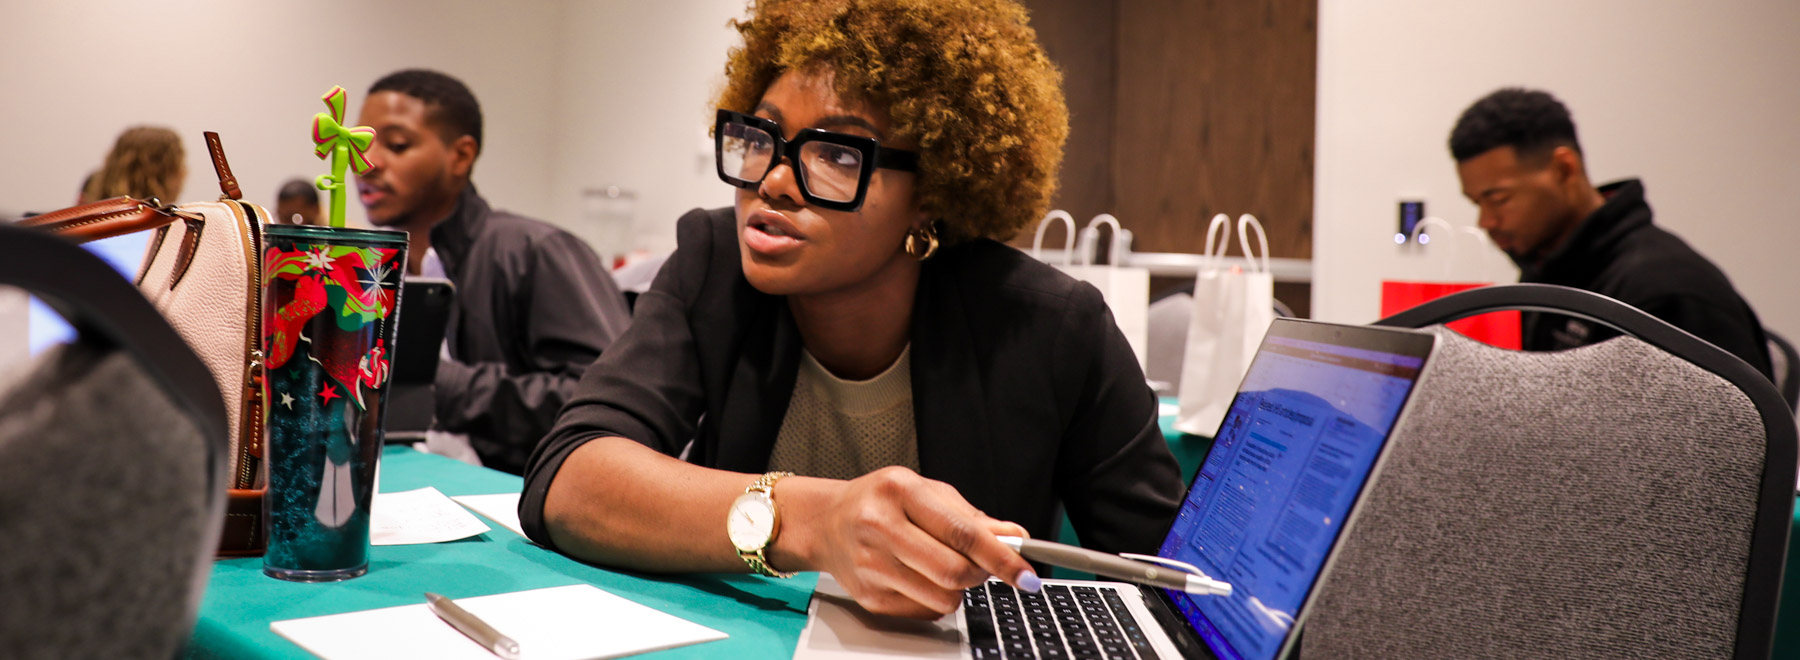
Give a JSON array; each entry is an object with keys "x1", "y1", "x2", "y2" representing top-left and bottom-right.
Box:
[{"x1": 1155, "y1": 334, "x2": 1423, "y2": 660}]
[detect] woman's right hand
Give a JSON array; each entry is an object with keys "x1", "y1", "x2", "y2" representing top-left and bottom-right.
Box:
[{"x1": 773, "y1": 466, "x2": 1041, "y2": 620}]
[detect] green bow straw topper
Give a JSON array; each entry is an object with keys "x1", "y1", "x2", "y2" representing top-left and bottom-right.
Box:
[{"x1": 311, "y1": 86, "x2": 376, "y2": 228}]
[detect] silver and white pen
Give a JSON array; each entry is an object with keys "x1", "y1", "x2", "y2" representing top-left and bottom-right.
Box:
[
  {"x1": 425, "y1": 592, "x2": 523, "y2": 660},
  {"x1": 996, "y1": 536, "x2": 1233, "y2": 597}
]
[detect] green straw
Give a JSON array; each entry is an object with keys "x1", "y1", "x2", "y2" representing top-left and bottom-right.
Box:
[{"x1": 310, "y1": 86, "x2": 376, "y2": 228}]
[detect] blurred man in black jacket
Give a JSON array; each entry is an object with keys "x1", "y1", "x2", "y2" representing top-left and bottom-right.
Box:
[
  {"x1": 355, "y1": 69, "x2": 631, "y2": 473},
  {"x1": 1450, "y1": 88, "x2": 1771, "y2": 378}
]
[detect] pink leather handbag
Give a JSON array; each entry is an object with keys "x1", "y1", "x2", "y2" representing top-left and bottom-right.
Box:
[{"x1": 21, "y1": 132, "x2": 270, "y2": 556}]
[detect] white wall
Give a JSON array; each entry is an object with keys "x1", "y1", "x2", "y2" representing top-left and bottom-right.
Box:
[
  {"x1": 0, "y1": 0, "x2": 745, "y2": 245},
  {"x1": 0, "y1": 0, "x2": 562, "y2": 226},
  {"x1": 548, "y1": 0, "x2": 743, "y2": 256},
  {"x1": 1314, "y1": 0, "x2": 1800, "y2": 338}
]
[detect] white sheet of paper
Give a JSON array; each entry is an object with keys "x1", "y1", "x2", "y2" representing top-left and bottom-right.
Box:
[
  {"x1": 271, "y1": 584, "x2": 728, "y2": 660},
  {"x1": 452, "y1": 492, "x2": 525, "y2": 538},
  {"x1": 370, "y1": 487, "x2": 491, "y2": 546}
]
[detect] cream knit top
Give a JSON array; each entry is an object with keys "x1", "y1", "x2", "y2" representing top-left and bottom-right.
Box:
[{"x1": 766, "y1": 345, "x2": 919, "y2": 480}]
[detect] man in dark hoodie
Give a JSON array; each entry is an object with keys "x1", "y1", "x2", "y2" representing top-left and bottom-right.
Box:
[
  {"x1": 1449, "y1": 87, "x2": 1771, "y2": 378},
  {"x1": 355, "y1": 69, "x2": 633, "y2": 473}
]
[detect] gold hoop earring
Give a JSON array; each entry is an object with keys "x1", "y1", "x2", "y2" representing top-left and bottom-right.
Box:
[{"x1": 904, "y1": 224, "x2": 940, "y2": 261}]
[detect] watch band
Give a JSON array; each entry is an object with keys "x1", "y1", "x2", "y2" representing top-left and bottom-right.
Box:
[
  {"x1": 739, "y1": 471, "x2": 795, "y2": 578},
  {"x1": 748, "y1": 470, "x2": 791, "y2": 496}
]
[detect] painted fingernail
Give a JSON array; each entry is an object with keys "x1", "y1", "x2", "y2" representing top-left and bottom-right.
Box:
[{"x1": 1017, "y1": 570, "x2": 1042, "y2": 593}]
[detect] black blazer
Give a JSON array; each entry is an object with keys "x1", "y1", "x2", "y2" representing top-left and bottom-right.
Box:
[{"x1": 520, "y1": 208, "x2": 1184, "y2": 555}]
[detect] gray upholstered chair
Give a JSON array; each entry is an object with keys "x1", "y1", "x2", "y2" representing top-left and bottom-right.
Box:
[
  {"x1": 1144, "y1": 292, "x2": 1195, "y2": 394},
  {"x1": 0, "y1": 225, "x2": 228, "y2": 659},
  {"x1": 1301, "y1": 284, "x2": 1793, "y2": 660}
]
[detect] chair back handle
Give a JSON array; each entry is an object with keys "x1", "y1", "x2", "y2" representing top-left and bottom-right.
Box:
[{"x1": 0, "y1": 225, "x2": 227, "y2": 461}]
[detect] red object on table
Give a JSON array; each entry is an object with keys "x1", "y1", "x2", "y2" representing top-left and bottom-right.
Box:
[{"x1": 1380, "y1": 281, "x2": 1522, "y2": 350}]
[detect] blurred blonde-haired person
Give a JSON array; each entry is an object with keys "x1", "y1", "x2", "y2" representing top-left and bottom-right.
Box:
[{"x1": 83, "y1": 126, "x2": 186, "y2": 203}]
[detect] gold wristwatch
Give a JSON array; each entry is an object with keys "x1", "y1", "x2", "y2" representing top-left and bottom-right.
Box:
[{"x1": 727, "y1": 471, "x2": 796, "y2": 578}]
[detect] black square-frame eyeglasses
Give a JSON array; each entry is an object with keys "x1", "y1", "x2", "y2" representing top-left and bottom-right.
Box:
[{"x1": 714, "y1": 109, "x2": 920, "y2": 212}]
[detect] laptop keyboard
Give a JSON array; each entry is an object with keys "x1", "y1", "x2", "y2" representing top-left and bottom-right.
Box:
[{"x1": 963, "y1": 581, "x2": 1160, "y2": 660}]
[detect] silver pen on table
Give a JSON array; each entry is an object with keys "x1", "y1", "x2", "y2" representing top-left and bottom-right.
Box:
[
  {"x1": 996, "y1": 536, "x2": 1233, "y2": 596},
  {"x1": 425, "y1": 592, "x2": 523, "y2": 660}
]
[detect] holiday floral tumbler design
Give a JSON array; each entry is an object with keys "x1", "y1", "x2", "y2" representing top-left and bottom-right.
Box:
[{"x1": 261, "y1": 225, "x2": 406, "y2": 581}]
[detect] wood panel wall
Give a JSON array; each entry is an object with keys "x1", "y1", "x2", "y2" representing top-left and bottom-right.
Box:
[
  {"x1": 1020, "y1": 0, "x2": 1317, "y2": 313},
  {"x1": 1019, "y1": 0, "x2": 1116, "y2": 229}
]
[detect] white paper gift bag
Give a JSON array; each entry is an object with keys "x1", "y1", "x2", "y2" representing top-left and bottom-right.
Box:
[
  {"x1": 1175, "y1": 214, "x2": 1275, "y2": 436},
  {"x1": 1031, "y1": 211, "x2": 1152, "y2": 370}
]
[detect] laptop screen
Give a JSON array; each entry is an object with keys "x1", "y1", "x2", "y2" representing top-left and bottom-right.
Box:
[
  {"x1": 27, "y1": 232, "x2": 150, "y2": 354},
  {"x1": 1155, "y1": 321, "x2": 1430, "y2": 660}
]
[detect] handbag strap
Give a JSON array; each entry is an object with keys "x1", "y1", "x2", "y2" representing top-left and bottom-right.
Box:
[
  {"x1": 16, "y1": 197, "x2": 196, "y2": 244},
  {"x1": 203, "y1": 131, "x2": 242, "y2": 201}
]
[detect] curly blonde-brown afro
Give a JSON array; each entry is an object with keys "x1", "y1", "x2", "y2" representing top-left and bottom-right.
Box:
[{"x1": 717, "y1": 0, "x2": 1069, "y2": 244}]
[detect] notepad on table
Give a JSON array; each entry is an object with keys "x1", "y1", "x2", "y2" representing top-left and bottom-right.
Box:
[{"x1": 271, "y1": 584, "x2": 727, "y2": 660}]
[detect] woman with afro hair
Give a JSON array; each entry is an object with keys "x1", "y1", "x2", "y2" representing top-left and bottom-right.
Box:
[{"x1": 522, "y1": 0, "x2": 1183, "y2": 619}]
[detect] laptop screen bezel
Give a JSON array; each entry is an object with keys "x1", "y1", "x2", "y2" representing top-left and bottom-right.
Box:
[{"x1": 1147, "y1": 318, "x2": 1437, "y2": 660}]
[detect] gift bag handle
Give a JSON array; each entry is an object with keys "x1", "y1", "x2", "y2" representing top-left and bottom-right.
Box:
[
  {"x1": 1410, "y1": 216, "x2": 1488, "y2": 279},
  {"x1": 1202, "y1": 213, "x2": 1231, "y2": 273},
  {"x1": 1032, "y1": 210, "x2": 1077, "y2": 266},
  {"x1": 1408, "y1": 216, "x2": 1454, "y2": 245},
  {"x1": 1078, "y1": 213, "x2": 1133, "y2": 267},
  {"x1": 1237, "y1": 214, "x2": 1270, "y2": 274}
]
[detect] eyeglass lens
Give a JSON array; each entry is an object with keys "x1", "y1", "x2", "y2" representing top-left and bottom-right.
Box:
[{"x1": 720, "y1": 120, "x2": 866, "y2": 204}]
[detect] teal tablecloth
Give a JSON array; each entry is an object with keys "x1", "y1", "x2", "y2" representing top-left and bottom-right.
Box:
[{"x1": 185, "y1": 447, "x2": 815, "y2": 659}]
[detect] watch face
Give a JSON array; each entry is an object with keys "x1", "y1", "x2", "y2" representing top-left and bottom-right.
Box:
[{"x1": 728, "y1": 493, "x2": 777, "y2": 552}]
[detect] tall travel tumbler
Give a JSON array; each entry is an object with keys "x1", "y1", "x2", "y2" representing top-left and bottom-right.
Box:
[{"x1": 260, "y1": 224, "x2": 407, "y2": 581}]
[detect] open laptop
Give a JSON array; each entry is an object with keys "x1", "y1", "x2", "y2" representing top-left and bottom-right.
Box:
[
  {"x1": 383, "y1": 277, "x2": 454, "y2": 443},
  {"x1": 794, "y1": 318, "x2": 1437, "y2": 660}
]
